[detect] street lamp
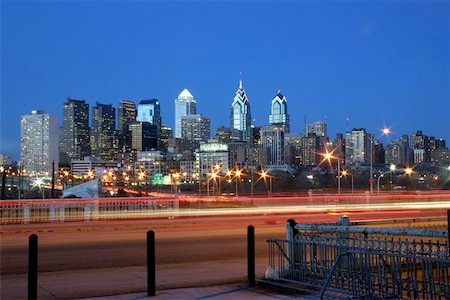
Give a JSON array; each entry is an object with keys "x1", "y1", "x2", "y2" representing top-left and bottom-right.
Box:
[
  {"x1": 234, "y1": 169, "x2": 242, "y2": 196},
  {"x1": 370, "y1": 127, "x2": 391, "y2": 193},
  {"x1": 259, "y1": 170, "x2": 272, "y2": 195},
  {"x1": 341, "y1": 170, "x2": 354, "y2": 193},
  {"x1": 320, "y1": 149, "x2": 342, "y2": 194},
  {"x1": 377, "y1": 164, "x2": 396, "y2": 194}
]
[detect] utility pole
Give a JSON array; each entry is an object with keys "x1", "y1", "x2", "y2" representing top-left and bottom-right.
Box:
[{"x1": 51, "y1": 160, "x2": 55, "y2": 199}]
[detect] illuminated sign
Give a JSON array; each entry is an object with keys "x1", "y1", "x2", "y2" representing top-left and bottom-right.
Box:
[{"x1": 200, "y1": 143, "x2": 228, "y2": 152}]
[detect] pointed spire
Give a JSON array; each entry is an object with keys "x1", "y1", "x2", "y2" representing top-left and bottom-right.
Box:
[{"x1": 239, "y1": 72, "x2": 243, "y2": 89}]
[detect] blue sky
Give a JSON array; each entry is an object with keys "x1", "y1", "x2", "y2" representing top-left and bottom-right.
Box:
[{"x1": 1, "y1": 0, "x2": 449, "y2": 160}]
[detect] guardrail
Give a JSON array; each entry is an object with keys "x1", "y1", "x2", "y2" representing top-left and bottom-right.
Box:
[
  {"x1": 261, "y1": 217, "x2": 450, "y2": 299},
  {"x1": 0, "y1": 197, "x2": 179, "y2": 224}
]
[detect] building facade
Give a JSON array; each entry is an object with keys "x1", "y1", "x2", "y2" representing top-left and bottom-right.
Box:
[
  {"x1": 118, "y1": 100, "x2": 136, "y2": 151},
  {"x1": 260, "y1": 125, "x2": 285, "y2": 166},
  {"x1": 174, "y1": 89, "x2": 197, "y2": 138},
  {"x1": 91, "y1": 103, "x2": 116, "y2": 161},
  {"x1": 345, "y1": 128, "x2": 371, "y2": 166},
  {"x1": 181, "y1": 114, "x2": 210, "y2": 143},
  {"x1": 129, "y1": 121, "x2": 158, "y2": 151},
  {"x1": 59, "y1": 98, "x2": 91, "y2": 165},
  {"x1": 269, "y1": 91, "x2": 290, "y2": 133},
  {"x1": 20, "y1": 110, "x2": 59, "y2": 175},
  {"x1": 230, "y1": 79, "x2": 252, "y2": 143},
  {"x1": 137, "y1": 99, "x2": 162, "y2": 149}
]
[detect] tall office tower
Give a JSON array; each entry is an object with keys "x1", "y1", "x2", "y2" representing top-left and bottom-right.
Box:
[
  {"x1": 260, "y1": 125, "x2": 285, "y2": 165},
  {"x1": 302, "y1": 133, "x2": 320, "y2": 166},
  {"x1": 174, "y1": 89, "x2": 197, "y2": 138},
  {"x1": 230, "y1": 79, "x2": 252, "y2": 143},
  {"x1": 129, "y1": 121, "x2": 157, "y2": 151},
  {"x1": 90, "y1": 103, "x2": 116, "y2": 161},
  {"x1": 181, "y1": 114, "x2": 211, "y2": 142},
  {"x1": 285, "y1": 134, "x2": 303, "y2": 166},
  {"x1": 137, "y1": 99, "x2": 162, "y2": 149},
  {"x1": 20, "y1": 110, "x2": 59, "y2": 175},
  {"x1": 306, "y1": 121, "x2": 328, "y2": 151},
  {"x1": 269, "y1": 91, "x2": 290, "y2": 133},
  {"x1": 118, "y1": 100, "x2": 136, "y2": 151},
  {"x1": 411, "y1": 130, "x2": 429, "y2": 164},
  {"x1": 118, "y1": 100, "x2": 136, "y2": 133},
  {"x1": 160, "y1": 124, "x2": 173, "y2": 151},
  {"x1": 345, "y1": 128, "x2": 372, "y2": 166},
  {"x1": 59, "y1": 98, "x2": 90, "y2": 164},
  {"x1": 385, "y1": 138, "x2": 409, "y2": 167}
]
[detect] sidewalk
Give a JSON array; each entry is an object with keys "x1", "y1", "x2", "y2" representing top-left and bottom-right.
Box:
[{"x1": 1, "y1": 259, "x2": 301, "y2": 299}]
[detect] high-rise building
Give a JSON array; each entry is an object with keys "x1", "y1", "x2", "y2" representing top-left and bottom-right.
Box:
[
  {"x1": 345, "y1": 128, "x2": 371, "y2": 166},
  {"x1": 306, "y1": 121, "x2": 328, "y2": 152},
  {"x1": 302, "y1": 133, "x2": 320, "y2": 166},
  {"x1": 285, "y1": 134, "x2": 303, "y2": 166},
  {"x1": 411, "y1": 130, "x2": 429, "y2": 164},
  {"x1": 20, "y1": 110, "x2": 59, "y2": 175},
  {"x1": 174, "y1": 89, "x2": 197, "y2": 138},
  {"x1": 385, "y1": 138, "x2": 409, "y2": 167},
  {"x1": 59, "y1": 98, "x2": 90, "y2": 164},
  {"x1": 333, "y1": 133, "x2": 345, "y2": 163},
  {"x1": 260, "y1": 125, "x2": 285, "y2": 165},
  {"x1": 230, "y1": 79, "x2": 252, "y2": 143},
  {"x1": 137, "y1": 99, "x2": 162, "y2": 149},
  {"x1": 269, "y1": 91, "x2": 290, "y2": 133},
  {"x1": 129, "y1": 121, "x2": 157, "y2": 151},
  {"x1": 91, "y1": 103, "x2": 116, "y2": 161},
  {"x1": 181, "y1": 114, "x2": 210, "y2": 143},
  {"x1": 160, "y1": 124, "x2": 173, "y2": 151},
  {"x1": 118, "y1": 100, "x2": 136, "y2": 133}
]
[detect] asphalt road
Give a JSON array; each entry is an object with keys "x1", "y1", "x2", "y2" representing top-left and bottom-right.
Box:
[{"x1": 1, "y1": 209, "x2": 447, "y2": 276}]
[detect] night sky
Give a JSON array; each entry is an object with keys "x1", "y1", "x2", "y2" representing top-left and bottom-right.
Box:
[{"x1": 1, "y1": 0, "x2": 449, "y2": 160}]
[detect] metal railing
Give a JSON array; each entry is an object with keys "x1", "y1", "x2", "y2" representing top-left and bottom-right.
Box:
[
  {"x1": 262, "y1": 217, "x2": 450, "y2": 299},
  {"x1": 266, "y1": 238, "x2": 450, "y2": 299},
  {"x1": 0, "y1": 197, "x2": 179, "y2": 224}
]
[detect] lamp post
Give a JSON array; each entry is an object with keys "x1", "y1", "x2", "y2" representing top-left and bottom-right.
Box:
[
  {"x1": 370, "y1": 127, "x2": 391, "y2": 193},
  {"x1": 341, "y1": 170, "x2": 354, "y2": 193},
  {"x1": 235, "y1": 169, "x2": 242, "y2": 197},
  {"x1": 322, "y1": 150, "x2": 342, "y2": 194},
  {"x1": 260, "y1": 170, "x2": 272, "y2": 196},
  {"x1": 377, "y1": 164, "x2": 396, "y2": 194}
]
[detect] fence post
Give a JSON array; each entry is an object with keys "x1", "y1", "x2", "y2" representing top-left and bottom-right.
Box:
[
  {"x1": 28, "y1": 234, "x2": 38, "y2": 300},
  {"x1": 147, "y1": 230, "x2": 156, "y2": 296},
  {"x1": 247, "y1": 225, "x2": 255, "y2": 287}
]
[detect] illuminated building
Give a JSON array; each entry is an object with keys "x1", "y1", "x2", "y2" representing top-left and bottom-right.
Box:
[
  {"x1": 20, "y1": 110, "x2": 59, "y2": 175},
  {"x1": 91, "y1": 102, "x2": 117, "y2": 161},
  {"x1": 269, "y1": 91, "x2": 290, "y2": 133},
  {"x1": 174, "y1": 89, "x2": 197, "y2": 138},
  {"x1": 230, "y1": 79, "x2": 252, "y2": 143},
  {"x1": 59, "y1": 98, "x2": 90, "y2": 164}
]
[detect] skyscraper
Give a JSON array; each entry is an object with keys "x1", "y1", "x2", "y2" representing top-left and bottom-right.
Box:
[
  {"x1": 91, "y1": 102, "x2": 116, "y2": 161},
  {"x1": 118, "y1": 100, "x2": 137, "y2": 152},
  {"x1": 269, "y1": 91, "x2": 290, "y2": 133},
  {"x1": 59, "y1": 98, "x2": 90, "y2": 164},
  {"x1": 20, "y1": 110, "x2": 59, "y2": 175},
  {"x1": 306, "y1": 121, "x2": 328, "y2": 152},
  {"x1": 181, "y1": 114, "x2": 211, "y2": 142},
  {"x1": 412, "y1": 130, "x2": 429, "y2": 164},
  {"x1": 230, "y1": 79, "x2": 252, "y2": 143},
  {"x1": 129, "y1": 121, "x2": 157, "y2": 151},
  {"x1": 345, "y1": 128, "x2": 372, "y2": 166},
  {"x1": 137, "y1": 99, "x2": 162, "y2": 149},
  {"x1": 175, "y1": 89, "x2": 197, "y2": 138},
  {"x1": 260, "y1": 125, "x2": 285, "y2": 165}
]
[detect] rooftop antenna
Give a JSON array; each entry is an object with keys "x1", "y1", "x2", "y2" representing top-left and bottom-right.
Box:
[
  {"x1": 304, "y1": 115, "x2": 307, "y2": 134},
  {"x1": 346, "y1": 116, "x2": 350, "y2": 132},
  {"x1": 239, "y1": 71, "x2": 243, "y2": 89}
]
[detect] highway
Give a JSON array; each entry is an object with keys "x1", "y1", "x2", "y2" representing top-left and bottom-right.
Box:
[{"x1": 1, "y1": 208, "x2": 447, "y2": 276}]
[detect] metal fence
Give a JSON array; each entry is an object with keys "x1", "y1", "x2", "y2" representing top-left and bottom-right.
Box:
[
  {"x1": 263, "y1": 218, "x2": 449, "y2": 299},
  {"x1": 0, "y1": 197, "x2": 179, "y2": 224}
]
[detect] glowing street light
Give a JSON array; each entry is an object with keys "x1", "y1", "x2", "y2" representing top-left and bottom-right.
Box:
[
  {"x1": 234, "y1": 169, "x2": 242, "y2": 197},
  {"x1": 405, "y1": 167, "x2": 413, "y2": 176},
  {"x1": 320, "y1": 149, "x2": 342, "y2": 194},
  {"x1": 33, "y1": 177, "x2": 45, "y2": 199},
  {"x1": 377, "y1": 164, "x2": 396, "y2": 194},
  {"x1": 259, "y1": 170, "x2": 272, "y2": 195},
  {"x1": 341, "y1": 170, "x2": 354, "y2": 193}
]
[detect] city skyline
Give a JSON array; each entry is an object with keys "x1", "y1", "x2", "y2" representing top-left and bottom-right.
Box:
[{"x1": 2, "y1": 1, "x2": 449, "y2": 159}]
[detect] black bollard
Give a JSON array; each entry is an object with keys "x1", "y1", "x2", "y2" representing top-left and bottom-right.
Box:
[
  {"x1": 147, "y1": 230, "x2": 156, "y2": 296},
  {"x1": 247, "y1": 225, "x2": 255, "y2": 287},
  {"x1": 28, "y1": 234, "x2": 38, "y2": 300}
]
